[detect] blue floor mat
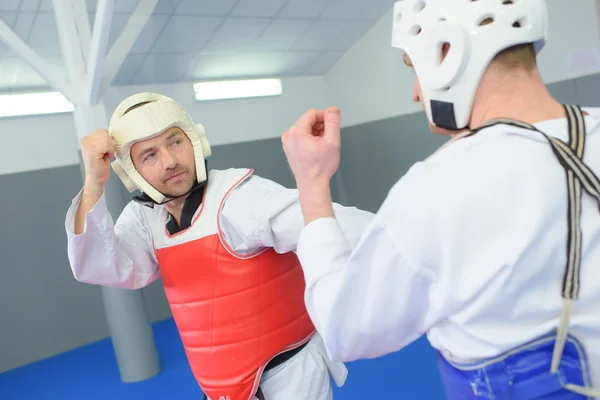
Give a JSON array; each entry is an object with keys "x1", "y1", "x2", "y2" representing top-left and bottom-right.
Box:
[{"x1": 0, "y1": 318, "x2": 445, "y2": 399}]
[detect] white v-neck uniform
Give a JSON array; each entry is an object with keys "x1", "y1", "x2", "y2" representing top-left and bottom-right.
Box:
[
  {"x1": 65, "y1": 169, "x2": 374, "y2": 400},
  {"x1": 297, "y1": 108, "x2": 600, "y2": 386}
]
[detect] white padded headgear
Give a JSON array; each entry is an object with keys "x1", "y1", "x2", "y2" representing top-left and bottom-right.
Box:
[
  {"x1": 391, "y1": 0, "x2": 548, "y2": 130},
  {"x1": 109, "y1": 92, "x2": 211, "y2": 204}
]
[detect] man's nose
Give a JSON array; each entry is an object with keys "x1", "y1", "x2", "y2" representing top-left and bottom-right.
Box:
[{"x1": 161, "y1": 148, "x2": 177, "y2": 169}]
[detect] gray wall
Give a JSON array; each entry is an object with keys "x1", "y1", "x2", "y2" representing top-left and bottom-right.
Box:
[
  {"x1": 338, "y1": 111, "x2": 446, "y2": 212},
  {"x1": 0, "y1": 73, "x2": 598, "y2": 374},
  {"x1": 0, "y1": 165, "x2": 172, "y2": 374},
  {"x1": 208, "y1": 135, "x2": 348, "y2": 203},
  {"x1": 337, "y1": 74, "x2": 600, "y2": 212}
]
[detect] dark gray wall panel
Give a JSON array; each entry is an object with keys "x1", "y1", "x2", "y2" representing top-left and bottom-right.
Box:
[
  {"x1": 338, "y1": 111, "x2": 446, "y2": 213},
  {"x1": 0, "y1": 166, "x2": 110, "y2": 373},
  {"x1": 207, "y1": 137, "x2": 347, "y2": 203},
  {"x1": 336, "y1": 77, "x2": 593, "y2": 213},
  {"x1": 575, "y1": 74, "x2": 600, "y2": 107},
  {"x1": 547, "y1": 79, "x2": 578, "y2": 105}
]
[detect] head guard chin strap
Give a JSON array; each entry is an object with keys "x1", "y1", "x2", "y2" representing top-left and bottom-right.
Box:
[
  {"x1": 391, "y1": 0, "x2": 548, "y2": 130},
  {"x1": 131, "y1": 160, "x2": 209, "y2": 209},
  {"x1": 108, "y1": 92, "x2": 212, "y2": 205}
]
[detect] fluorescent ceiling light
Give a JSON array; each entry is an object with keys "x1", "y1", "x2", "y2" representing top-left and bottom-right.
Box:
[
  {"x1": 0, "y1": 91, "x2": 73, "y2": 118},
  {"x1": 193, "y1": 78, "x2": 282, "y2": 101}
]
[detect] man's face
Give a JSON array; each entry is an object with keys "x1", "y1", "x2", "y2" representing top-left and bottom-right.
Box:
[
  {"x1": 403, "y1": 51, "x2": 460, "y2": 135},
  {"x1": 130, "y1": 127, "x2": 197, "y2": 198}
]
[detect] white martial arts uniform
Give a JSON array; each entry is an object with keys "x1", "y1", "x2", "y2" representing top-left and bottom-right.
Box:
[
  {"x1": 64, "y1": 169, "x2": 373, "y2": 399},
  {"x1": 296, "y1": 108, "x2": 600, "y2": 386}
]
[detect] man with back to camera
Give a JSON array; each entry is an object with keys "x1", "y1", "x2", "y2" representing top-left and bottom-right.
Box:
[
  {"x1": 64, "y1": 92, "x2": 374, "y2": 400},
  {"x1": 281, "y1": 0, "x2": 600, "y2": 398}
]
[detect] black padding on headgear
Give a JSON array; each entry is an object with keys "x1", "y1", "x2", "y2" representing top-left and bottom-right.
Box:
[{"x1": 431, "y1": 100, "x2": 459, "y2": 131}]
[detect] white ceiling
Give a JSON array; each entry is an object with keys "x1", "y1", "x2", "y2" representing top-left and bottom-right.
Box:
[{"x1": 0, "y1": 0, "x2": 395, "y2": 91}]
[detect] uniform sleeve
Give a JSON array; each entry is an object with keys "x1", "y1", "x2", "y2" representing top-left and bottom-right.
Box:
[
  {"x1": 219, "y1": 175, "x2": 375, "y2": 255},
  {"x1": 296, "y1": 163, "x2": 448, "y2": 363},
  {"x1": 299, "y1": 133, "x2": 553, "y2": 363},
  {"x1": 64, "y1": 189, "x2": 160, "y2": 290}
]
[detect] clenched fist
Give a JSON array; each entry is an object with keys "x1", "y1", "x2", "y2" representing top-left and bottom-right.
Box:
[
  {"x1": 79, "y1": 129, "x2": 116, "y2": 190},
  {"x1": 281, "y1": 107, "x2": 342, "y2": 190}
]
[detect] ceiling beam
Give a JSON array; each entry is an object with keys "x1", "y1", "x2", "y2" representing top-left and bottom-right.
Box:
[
  {"x1": 53, "y1": 0, "x2": 87, "y2": 98},
  {"x1": 0, "y1": 17, "x2": 76, "y2": 103},
  {"x1": 86, "y1": 0, "x2": 114, "y2": 105},
  {"x1": 0, "y1": 0, "x2": 158, "y2": 107},
  {"x1": 71, "y1": 0, "x2": 93, "y2": 66},
  {"x1": 100, "y1": 0, "x2": 158, "y2": 96}
]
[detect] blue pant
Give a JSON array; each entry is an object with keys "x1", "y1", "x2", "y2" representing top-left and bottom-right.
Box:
[{"x1": 437, "y1": 332, "x2": 594, "y2": 399}]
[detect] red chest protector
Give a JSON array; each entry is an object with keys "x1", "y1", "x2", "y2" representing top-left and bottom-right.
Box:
[{"x1": 154, "y1": 168, "x2": 315, "y2": 400}]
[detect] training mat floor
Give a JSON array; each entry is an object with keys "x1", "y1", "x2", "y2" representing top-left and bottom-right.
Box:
[{"x1": 0, "y1": 318, "x2": 444, "y2": 399}]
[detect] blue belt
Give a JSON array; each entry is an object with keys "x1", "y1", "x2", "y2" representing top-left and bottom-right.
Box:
[{"x1": 437, "y1": 332, "x2": 594, "y2": 399}]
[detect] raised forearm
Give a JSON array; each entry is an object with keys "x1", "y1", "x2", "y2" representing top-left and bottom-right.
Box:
[
  {"x1": 74, "y1": 183, "x2": 104, "y2": 234},
  {"x1": 297, "y1": 179, "x2": 335, "y2": 225}
]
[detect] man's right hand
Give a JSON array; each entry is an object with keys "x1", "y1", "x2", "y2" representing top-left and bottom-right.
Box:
[
  {"x1": 80, "y1": 129, "x2": 116, "y2": 194},
  {"x1": 75, "y1": 129, "x2": 115, "y2": 234}
]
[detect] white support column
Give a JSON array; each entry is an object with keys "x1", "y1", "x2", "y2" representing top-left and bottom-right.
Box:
[
  {"x1": 71, "y1": 0, "x2": 92, "y2": 65},
  {"x1": 53, "y1": 0, "x2": 87, "y2": 91},
  {"x1": 54, "y1": 0, "x2": 162, "y2": 383},
  {"x1": 86, "y1": 0, "x2": 114, "y2": 105}
]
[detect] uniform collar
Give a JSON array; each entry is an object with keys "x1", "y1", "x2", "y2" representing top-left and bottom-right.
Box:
[{"x1": 166, "y1": 184, "x2": 205, "y2": 235}]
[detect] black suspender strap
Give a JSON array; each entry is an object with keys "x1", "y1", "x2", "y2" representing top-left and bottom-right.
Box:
[
  {"x1": 563, "y1": 105, "x2": 585, "y2": 302},
  {"x1": 465, "y1": 105, "x2": 600, "y2": 397},
  {"x1": 472, "y1": 106, "x2": 600, "y2": 300}
]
